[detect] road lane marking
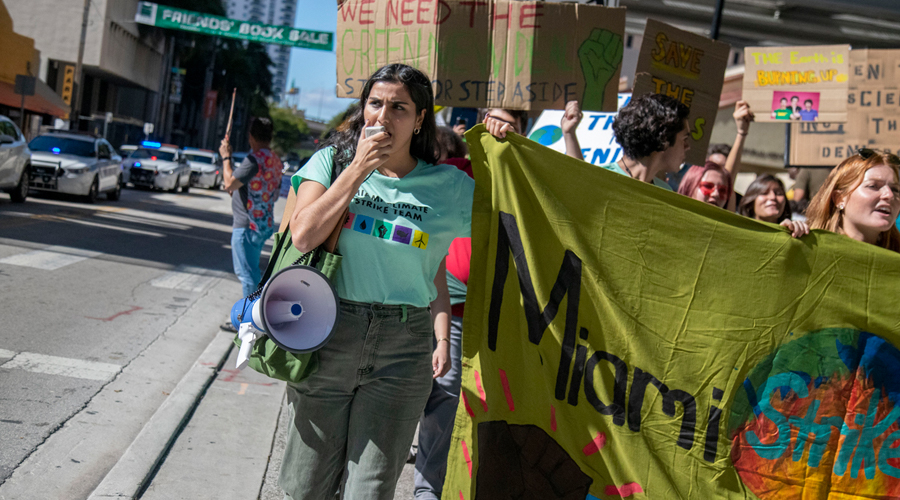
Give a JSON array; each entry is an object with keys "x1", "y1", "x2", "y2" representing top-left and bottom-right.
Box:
[
  {"x1": 0, "y1": 246, "x2": 102, "y2": 270},
  {"x1": 47, "y1": 215, "x2": 165, "y2": 237},
  {"x1": 150, "y1": 270, "x2": 218, "y2": 292},
  {"x1": 2, "y1": 352, "x2": 121, "y2": 381}
]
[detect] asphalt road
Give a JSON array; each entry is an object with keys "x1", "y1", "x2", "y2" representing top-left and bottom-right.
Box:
[{"x1": 0, "y1": 183, "x2": 279, "y2": 497}]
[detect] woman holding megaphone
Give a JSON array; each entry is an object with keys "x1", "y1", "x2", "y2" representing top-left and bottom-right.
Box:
[{"x1": 282, "y1": 64, "x2": 474, "y2": 499}]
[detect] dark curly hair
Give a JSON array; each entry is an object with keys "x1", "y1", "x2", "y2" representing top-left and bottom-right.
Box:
[
  {"x1": 612, "y1": 94, "x2": 690, "y2": 160},
  {"x1": 322, "y1": 64, "x2": 438, "y2": 171}
]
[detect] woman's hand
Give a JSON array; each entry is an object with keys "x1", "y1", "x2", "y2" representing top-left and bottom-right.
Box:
[
  {"x1": 350, "y1": 121, "x2": 393, "y2": 175},
  {"x1": 734, "y1": 100, "x2": 754, "y2": 137},
  {"x1": 561, "y1": 100, "x2": 583, "y2": 135},
  {"x1": 781, "y1": 219, "x2": 809, "y2": 238},
  {"x1": 432, "y1": 340, "x2": 450, "y2": 379},
  {"x1": 485, "y1": 114, "x2": 514, "y2": 139}
]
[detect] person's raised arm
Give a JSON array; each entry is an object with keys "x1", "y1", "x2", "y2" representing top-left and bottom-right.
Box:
[
  {"x1": 290, "y1": 126, "x2": 391, "y2": 253},
  {"x1": 219, "y1": 138, "x2": 244, "y2": 194},
  {"x1": 724, "y1": 100, "x2": 753, "y2": 177},
  {"x1": 561, "y1": 100, "x2": 584, "y2": 160},
  {"x1": 725, "y1": 101, "x2": 754, "y2": 211}
]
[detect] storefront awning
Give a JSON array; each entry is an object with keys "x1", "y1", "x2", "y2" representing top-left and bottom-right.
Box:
[{"x1": 0, "y1": 77, "x2": 70, "y2": 118}]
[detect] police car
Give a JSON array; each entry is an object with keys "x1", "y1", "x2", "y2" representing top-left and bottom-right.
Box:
[
  {"x1": 27, "y1": 131, "x2": 122, "y2": 203},
  {"x1": 182, "y1": 148, "x2": 222, "y2": 189},
  {"x1": 124, "y1": 141, "x2": 191, "y2": 193}
]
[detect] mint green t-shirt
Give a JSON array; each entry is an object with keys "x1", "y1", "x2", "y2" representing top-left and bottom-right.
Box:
[
  {"x1": 296, "y1": 148, "x2": 474, "y2": 307},
  {"x1": 597, "y1": 162, "x2": 674, "y2": 191}
]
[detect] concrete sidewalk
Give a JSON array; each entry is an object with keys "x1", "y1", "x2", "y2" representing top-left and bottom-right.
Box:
[{"x1": 137, "y1": 344, "x2": 417, "y2": 500}]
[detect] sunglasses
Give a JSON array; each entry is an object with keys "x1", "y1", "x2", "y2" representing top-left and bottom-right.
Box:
[
  {"x1": 859, "y1": 148, "x2": 900, "y2": 164},
  {"x1": 698, "y1": 181, "x2": 729, "y2": 196}
]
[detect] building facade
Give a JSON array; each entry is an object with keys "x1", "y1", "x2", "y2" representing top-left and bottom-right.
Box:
[
  {"x1": 5, "y1": 0, "x2": 165, "y2": 147},
  {"x1": 0, "y1": 0, "x2": 69, "y2": 138}
]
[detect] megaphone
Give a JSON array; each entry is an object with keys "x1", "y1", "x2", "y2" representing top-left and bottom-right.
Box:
[{"x1": 231, "y1": 265, "x2": 340, "y2": 369}]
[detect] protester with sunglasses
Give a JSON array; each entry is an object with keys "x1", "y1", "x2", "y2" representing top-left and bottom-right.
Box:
[
  {"x1": 806, "y1": 149, "x2": 900, "y2": 251},
  {"x1": 283, "y1": 63, "x2": 473, "y2": 499},
  {"x1": 738, "y1": 174, "x2": 809, "y2": 237},
  {"x1": 677, "y1": 162, "x2": 733, "y2": 208}
]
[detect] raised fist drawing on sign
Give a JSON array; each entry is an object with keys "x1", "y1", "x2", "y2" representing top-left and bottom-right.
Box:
[{"x1": 578, "y1": 29, "x2": 624, "y2": 112}]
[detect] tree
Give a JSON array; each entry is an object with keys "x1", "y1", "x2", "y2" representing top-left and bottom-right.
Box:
[{"x1": 269, "y1": 104, "x2": 310, "y2": 155}]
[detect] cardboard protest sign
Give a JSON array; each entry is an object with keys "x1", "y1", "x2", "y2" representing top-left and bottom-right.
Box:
[
  {"x1": 336, "y1": 0, "x2": 625, "y2": 111},
  {"x1": 744, "y1": 44, "x2": 850, "y2": 123},
  {"x1": 790, "y1": 49, "x2": 900, "y2": 166},
  {"x1": 446, "y1": 126, "x2": 900, "y2": 499},
  {"x1": 527, "y1": 93, "x2": 630, "y2": 165},
  {"x1": 632, "y1": 20, "x2": 730, "y2": 166}
]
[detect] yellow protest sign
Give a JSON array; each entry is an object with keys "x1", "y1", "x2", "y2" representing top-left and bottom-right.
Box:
[{"x1": 744, "y1": 44, "x2": 850, "y2": 123}]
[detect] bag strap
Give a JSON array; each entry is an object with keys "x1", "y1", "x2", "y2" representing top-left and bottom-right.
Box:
[
  {"x1": 323, "y1": 207, "x2": 349, "y2": 253},
  {"x1": 322, "y1": 154, "x2": 347, "y2": 254},
  {"x1": 254, "y1": 150, "x2": 349, "y2": 297}
]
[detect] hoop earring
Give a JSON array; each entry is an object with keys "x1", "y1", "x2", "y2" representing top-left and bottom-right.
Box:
[{"x1": 414, "y1": 127, "x2": 421, "y2": 135}]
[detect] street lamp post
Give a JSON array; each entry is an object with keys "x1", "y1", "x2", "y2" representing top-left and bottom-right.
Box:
[
  {"x1": 70, "y1": 0, "x2": 91, "y2": 131},
  {"x1": 710, "y1": 0, "x2": 726, "y2": 40}
]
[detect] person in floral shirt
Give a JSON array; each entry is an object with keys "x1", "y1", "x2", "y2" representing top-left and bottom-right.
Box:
[{"x1": 219, "y1": 117, "x2": 282, "y2": 331}]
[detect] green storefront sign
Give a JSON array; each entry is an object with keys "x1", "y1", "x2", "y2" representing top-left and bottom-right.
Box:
[{"x1": 135, "y1": 1, "x2": 333, "y2": 51}]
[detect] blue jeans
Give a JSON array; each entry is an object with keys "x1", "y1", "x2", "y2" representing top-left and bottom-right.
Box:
[
  {"x1": 231, "y1": 227, "x2": 272, "y2": 298},
  {"x1": 414, "y1": 315, "x2": 463, "y2": 499},
  {"x1": 279, "y1": 300, "x2": 435, "y2": 500}
]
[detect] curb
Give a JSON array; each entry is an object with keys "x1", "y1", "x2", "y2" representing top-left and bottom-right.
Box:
[{"x1": 86, "y1": 331, "x2": 236, "y2": 499}]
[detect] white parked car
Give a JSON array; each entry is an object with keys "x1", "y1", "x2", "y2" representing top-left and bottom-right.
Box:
[
  {"x1": 28, "y1": 131, "x2": 122, "y2": 203},
  {"x1": 0, "y1": 115, "x2": 31, "y2": 203},
  {"x1": 124, "y1": 142, "x2": 191, "y2": 193},
  {"x1": 118, "y1": 145, "x2": 137, "y2": 185},
  {"x1": 182, "y1": 148, "x2": 222, "y2": 189}
]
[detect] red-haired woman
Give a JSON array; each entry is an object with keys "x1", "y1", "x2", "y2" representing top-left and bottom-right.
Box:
[{"x1": 806, "y1": 149, "x2": 900, "y2": 251}]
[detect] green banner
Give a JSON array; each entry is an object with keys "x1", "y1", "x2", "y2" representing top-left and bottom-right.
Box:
[
  {"x1": 134, "y1": 1, "x2": 333, "y2": 51},
  {"x1": 446, "y1": 126, "x2": 900, "y2": 499}
]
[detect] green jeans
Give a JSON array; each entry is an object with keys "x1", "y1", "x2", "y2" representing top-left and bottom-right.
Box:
[{"x1": 279, "y1": 300, "x2": 434, "y2": 500}]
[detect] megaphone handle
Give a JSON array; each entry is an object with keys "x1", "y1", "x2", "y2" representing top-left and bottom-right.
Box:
[
  {"x1": 236, "y1": 324, "x2": 256, "y2": 370},
  {"x1": 237, "y1": 338, "x2": 254, "y2": 370}
]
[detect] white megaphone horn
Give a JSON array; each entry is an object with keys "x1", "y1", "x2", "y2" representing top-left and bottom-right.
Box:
[{"x1": 230, "y1": 265, "x2": 340, "y2": 370}]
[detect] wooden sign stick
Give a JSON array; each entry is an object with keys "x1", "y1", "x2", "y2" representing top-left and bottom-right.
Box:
[{"x1": 224, "y1": 89, "x2": 236, "y2": 140}]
